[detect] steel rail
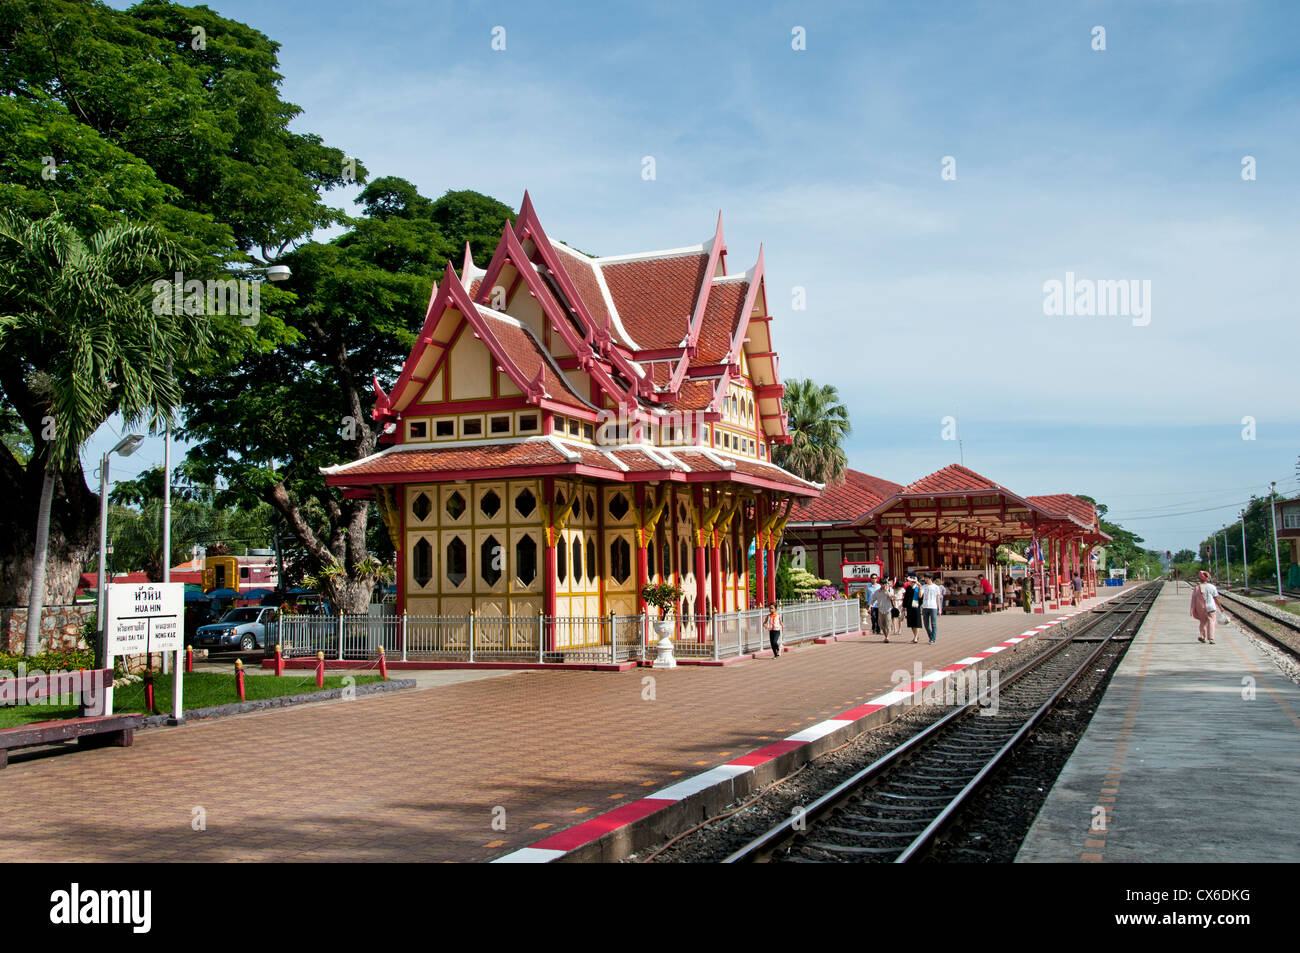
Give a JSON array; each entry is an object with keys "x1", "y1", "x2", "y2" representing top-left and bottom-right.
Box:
[
  {"x1": 1216, "y1": 590, "x2": 1300, "y2": 661},
  {"x1": 723, "y1": 582, "x2": 1162, "y2": 864}
]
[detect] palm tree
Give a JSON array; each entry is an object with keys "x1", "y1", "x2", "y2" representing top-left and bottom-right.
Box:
[
  {"x1": 0, "y1": 212, "x2": 208, "y2": 655},
  {"x1": 773, "y1": 378, "x2": 851, "y2": 486}
]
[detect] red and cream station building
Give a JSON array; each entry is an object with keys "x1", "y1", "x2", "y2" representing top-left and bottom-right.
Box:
[
  {"x1": 786, "y1": 464, "x2": 1109, "y2": 605},
  {"x1": 323, "y1": 194, "x2": 820, "y2": 640}
]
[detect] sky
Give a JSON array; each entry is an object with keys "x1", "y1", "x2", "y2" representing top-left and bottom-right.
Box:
[{"x1": 90, "y1": 0, "x2": 1300, "y2": 554}]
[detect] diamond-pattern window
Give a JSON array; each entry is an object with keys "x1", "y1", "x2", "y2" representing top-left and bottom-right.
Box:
[
  {"x1": 515, "y1": 488, "x2": 536, "y2": 518},
  {"x1": 411, "y1": 493, "x2": 431, "y2": 522},
  {"x1": 557, "y1": 536, "x2": 567, "y2": 583},
  {"x1": 572, "y1": 536, "x2": 583, "y2": 583},
  {"x1": 586, "y1": 534, "x2": 597, "y2": 581},
  {"x1": 446, "y1": 537, "x2": 467, "y2": 587},
  {"x1": 480, "y1": 489, "x2": 501, "y2": 518},
  {"x1": 413, "y1": 538, "x2": 433, "y2": 588},
  {"x1": 609, "y1": 492, "x2": 629, "y2": 520},
  {"x1": 480, "y1": 535, "x2": 502, "y2": 586},
  {"x1": 647, "y1": 540, "x2": 656, "y2": 581},
  {"x1": 516, "y1": 535, "x2": 537, "y2": 586},
  {"x1": 661, "y1": 541, "x2": 671, "y2": 579},
  {"x1": 679, "y1": 540, "x2": 689, "y2": 576},
  {"x1": 610, "y1": 538, "x2": 631, "y2": 584},
  {"x1": 446, "y1": 491, "x2": 466, "y2": 520},
  {"x1": 585, "y1": 494, "x2": 595, "y2": 520}
]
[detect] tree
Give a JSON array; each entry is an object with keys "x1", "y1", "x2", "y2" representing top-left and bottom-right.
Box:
[
  {"x1": 0, "y1": 0, "x2": 357, "y2": 611},
  {"x1": 181, "y1": 182, "x2": 516, "y2": 611},
  {"x1": 0, "y1": 212, "x2": 208, "y2": 653},
  {"x1": 773, "y1": 378, "x2": 851, "y2": 487}
]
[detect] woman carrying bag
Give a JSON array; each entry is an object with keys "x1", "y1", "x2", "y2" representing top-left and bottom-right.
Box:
[
  {"x1": 1190, "y1": 570, "x2": 1219, "y2": 643},
  {"x1": 765, "y1": 602, "x2": 783, "y2": 659}
]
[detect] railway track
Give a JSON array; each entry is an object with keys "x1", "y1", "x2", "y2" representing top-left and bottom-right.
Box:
[
  {"x1": 1216, "y1": 589, "x2": 1300, "y2": 662},
  {"x1": 724, "y1": 582, "x2": 1163, "y2": 864}
]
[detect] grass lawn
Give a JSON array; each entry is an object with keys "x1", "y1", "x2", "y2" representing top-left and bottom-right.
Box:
[{"x1": 0, "y1": 671, "x2": 384, "y2": 728}]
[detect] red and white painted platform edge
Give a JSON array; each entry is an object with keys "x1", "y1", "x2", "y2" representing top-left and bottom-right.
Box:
[{"x1": 493, "y1": 588, "x2": 1129, "y2": 863}]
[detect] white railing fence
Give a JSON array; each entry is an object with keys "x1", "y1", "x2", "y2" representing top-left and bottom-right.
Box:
[{"x1": 272, "y1": 598, "x2": 860, "y2": 665}]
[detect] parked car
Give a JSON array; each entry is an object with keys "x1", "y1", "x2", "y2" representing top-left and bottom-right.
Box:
[{"x1": 194, "y1": 607, "x2": 279, "y2": 652}]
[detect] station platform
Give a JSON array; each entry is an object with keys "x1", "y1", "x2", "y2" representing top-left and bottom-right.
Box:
[
  {"x1": 1017, "y1": 582, "x2": 1300, "y2": 863},
  {"x1": 0, "y1": 589, "x2": 1122, "y2": 863}
]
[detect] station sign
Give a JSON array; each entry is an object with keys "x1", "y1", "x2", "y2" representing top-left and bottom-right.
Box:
[
  {"x1": 841, "y1": 561, "x2": 884, "y2": 581},
  {"x1": 106, "y1": 582, "x2": 184, "y2": 655}
]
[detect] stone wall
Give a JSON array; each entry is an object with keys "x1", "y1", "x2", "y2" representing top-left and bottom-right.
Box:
[{"x1": 1, "y1": 605, "x2": 93, "y2": 654}]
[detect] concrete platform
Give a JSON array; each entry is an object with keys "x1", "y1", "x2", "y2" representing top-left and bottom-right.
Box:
[
  {"x1": 1017, "y1": 582, "x2": 1300, "y2": 863},
  {"x1": 0, "y1": 589, "x2": 1124, "y2": 863}
]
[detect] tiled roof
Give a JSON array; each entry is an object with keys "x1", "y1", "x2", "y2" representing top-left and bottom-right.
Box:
[
  {"x1": 791, "y1": 469, "x2": 905, "y2": 523},
  {"x1": 904, "y1": 464, "x2": 1015, "y2": 496},
  {"x1": 600, "y1": 254, "x2": 709, "y2": 351},
  {"x1": 548, "y1": 244, "x2": 613, "y2": 332},
  {"x1": 1025, "y1": 494, "x2": 1098, "y2": 528},
  {"x1": 673, "y1": 449, "x2": 820, "y2": 493},
  {"x1": 326, "y1": 439, "x2": 617, "y2": 479},
  {"x1": 695, "y1": 281, "x2": 747, "y2": 364},
  {"x1": 666, "y1": 379, "x2": 718, "y2": 411},
  {"x1": 477, "y1": 310, "x2": 592, "y2": 411}
]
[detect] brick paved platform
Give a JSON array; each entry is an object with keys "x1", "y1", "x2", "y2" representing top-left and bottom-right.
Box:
[
  {"x1": 1017, "y1": 582, "x2": 1300, "y2": 863},
  {"x1": 0, "y1": 590, "x2": 1124, "y2": 863}
]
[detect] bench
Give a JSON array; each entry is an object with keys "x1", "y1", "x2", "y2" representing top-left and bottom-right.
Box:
[{"x1": 0, "y1": 669, "x2": 142, "y2": 768}]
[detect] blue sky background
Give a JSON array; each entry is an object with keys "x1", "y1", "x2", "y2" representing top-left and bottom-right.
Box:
[{"x1": 91, "y1": 0, "x2": 1300, "y2": 553}]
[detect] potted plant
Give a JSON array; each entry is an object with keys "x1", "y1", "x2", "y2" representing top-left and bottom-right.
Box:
[{"x1": 640, "y1": 582, "x2": 684, "y2": 669}]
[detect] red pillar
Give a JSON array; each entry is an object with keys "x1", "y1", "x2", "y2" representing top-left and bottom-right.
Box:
[
  {"x1": 543, "y1": 476, "x2": 557, "y2": 651},
  {"x1": 693, "y1": 485, "x2": 708, "y2": 621},
  {"x1": 754, "y1": 497, "x2": 767, "y2": 607},
  {"x1": 710, "y1": 497, "x2": 723, "y2": 616}
]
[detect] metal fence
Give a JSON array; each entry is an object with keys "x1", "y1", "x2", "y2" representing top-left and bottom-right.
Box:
[{"x1": 274, "y1": 598, "x2": 860, "y2": 666}]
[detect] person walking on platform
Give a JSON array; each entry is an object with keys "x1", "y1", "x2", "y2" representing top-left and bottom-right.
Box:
[
  {"x1": 979, "y1": 574, "x2": 994, "y2": 612},
  {"x1": 864, "y1": 575, "x2": 881, "y2": 635},
  {"x1": 902, "y1": 577, "x2": 923, "y2": 643},
  {"x1": 920, "y1": 575, "x2": 943, "y2": 644},
  {"x1": 1070, "y1": 572, "x2": 1083, "y2": 606},
  {"x1": 889, "y1": 577, "x2": 904, "y2": 637},
  {"x1": 765, "y1": 602, "x2": 783, "y2": 658},
  {"x1": 872, "y1": 579, "x2": 895, "y2": 642},
  {"x1": 1191, "y1": 570, "x2": 1219, "y2": 643}
]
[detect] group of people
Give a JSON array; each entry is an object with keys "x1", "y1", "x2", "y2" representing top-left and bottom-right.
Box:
[{"x1": 859, "y1": 574, "x2": 973, "y2": 644}]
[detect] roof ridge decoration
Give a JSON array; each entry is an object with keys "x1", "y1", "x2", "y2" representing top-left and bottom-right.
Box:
[
  {"x1": 664, "y1": 212, "x2": 727, "y2": 398},
  {"x1": 512, "y1": 193, "x2": 652, "y2": 400},
  {"x1": 703, "y1": 245, "x2": 764, "y2": 417}
]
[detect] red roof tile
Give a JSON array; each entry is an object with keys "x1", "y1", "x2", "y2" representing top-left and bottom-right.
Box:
[
  {"x1": 904, "y1": 464, "x2": 1015, "y2": 496},
  {"x1": 791, "y1": 469, "x2": 905, "y2": 523},
  {"x1": 477, "y1": 311, "x2": 591, "y2": 411},
  {"x1": 548, "y1": 244, "x2": 613, "y2": 331},
  {"x1": 695, "y1": 281, "x2": 747, "y2": 364},
  {"x1": 601, "y1": 254, "x2": 709, "y2": 351},
  {"x1": 1025, "y1": 494, "x2": 1098, "y2": 528},
  {"x1": 326, "y1": 440, "x2": 619, "y2": 481}
]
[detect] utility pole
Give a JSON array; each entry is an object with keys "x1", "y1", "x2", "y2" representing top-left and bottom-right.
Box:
[
  {"x1": 1241, "y1": 509, "x2": 1249, "y2": 591},
  {"x1": 1270, "y1": 482, "x2": 1284, "y2": 602}
]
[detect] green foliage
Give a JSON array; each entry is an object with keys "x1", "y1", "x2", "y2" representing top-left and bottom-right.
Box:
[
  {"x1": 0, "y1": 649, "x2": 95, "y2": 672},
  {"x1": 772, "y1": 379, "x2": 851, "y2": 486},
  {"x1": 0, "y1": 0, "x2": 357, "y2": 259},
  {"x1": 640, "y1": 582, "x2": 684, "y2": 617}
]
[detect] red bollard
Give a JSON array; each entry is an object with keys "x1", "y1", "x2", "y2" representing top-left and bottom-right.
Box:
[
  {"x1": 185, "y1": 645, "x2": 193, "y2": 673},
  {"x1": 378, "y1": 645, "x2": 388, "y2": 680},
  {"x1": 145, "y1": 675, "x2": 155, "y2": 712},
  {"x1": 274, "y1": 644, "x2": 284, "y2": 677},
  {"x1": 235, "y1": 659, "x2": 246, "y2": 701},
  {"x1": 315, "y1": 651, "x2": 325, "y2": 689}
]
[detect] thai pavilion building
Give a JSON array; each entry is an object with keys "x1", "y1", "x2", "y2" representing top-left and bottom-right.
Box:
[{"x1": 323, "y1": 194, "x2": 821, "y2": 646}]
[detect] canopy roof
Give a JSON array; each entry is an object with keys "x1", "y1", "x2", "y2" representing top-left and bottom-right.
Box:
[{"x1": 790, "y1": 463, "x2": 1110, "y2": 546}]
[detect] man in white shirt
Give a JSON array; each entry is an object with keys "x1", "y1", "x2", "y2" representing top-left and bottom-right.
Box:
[
  {"x1": 871, "y1": 581, "x2": 895, "y2": 642},
  {"x1": 863, "y1": 576, "x2": 881, "y2": 634},
  {"x1": 920, "y1": 576, "x2": 943, "y2": 644}
]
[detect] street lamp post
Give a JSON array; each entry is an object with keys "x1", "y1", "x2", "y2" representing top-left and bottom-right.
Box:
[{"x1": 96, "y1": 434, "x2": 145, "y2": 670}]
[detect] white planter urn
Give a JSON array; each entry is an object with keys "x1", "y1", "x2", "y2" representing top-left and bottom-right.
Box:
[{"x1": 651, "y1": 617, "x2": 676, "y2": 669}]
